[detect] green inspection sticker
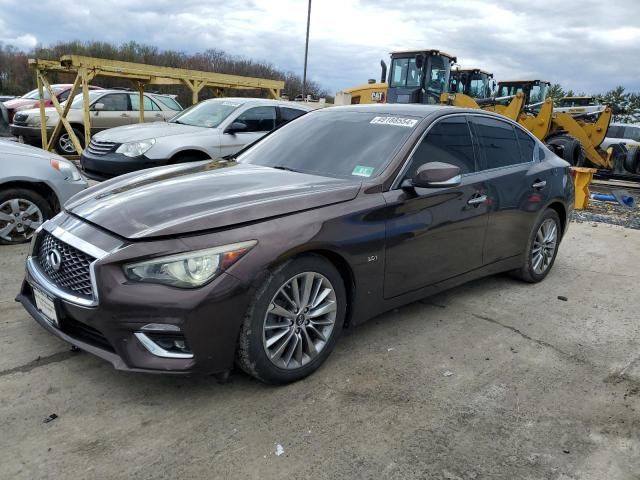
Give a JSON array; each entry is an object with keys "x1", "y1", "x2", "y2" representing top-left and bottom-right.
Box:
[{"x1": 352, "y1": 165, "x2": 375, "y2": 177}]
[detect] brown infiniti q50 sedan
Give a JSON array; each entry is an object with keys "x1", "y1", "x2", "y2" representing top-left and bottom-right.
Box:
[{"x1": 18, "y1": 104, "x2": 574, "y2": 384}]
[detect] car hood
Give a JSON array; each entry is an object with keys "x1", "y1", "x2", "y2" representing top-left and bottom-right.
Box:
[
  {"x1": 93, "y1": 122, "x2": 207, "y2": 143},
  {"x1": 65, "y1": 161, "x2": 361, "y2": 239},
  {"x1": 0, "y1": 138, "x2": 56, "y2": 160},
  {"x1": 4, "y1": 98, "x2": 38, "y2": 110}
]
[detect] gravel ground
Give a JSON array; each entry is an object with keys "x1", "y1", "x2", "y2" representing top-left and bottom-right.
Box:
[{"x1": 572, "y1": 189, "x2": 640, "y2": 229}]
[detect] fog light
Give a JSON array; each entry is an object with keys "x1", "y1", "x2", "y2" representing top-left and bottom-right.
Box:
[{"x1": 134, "y1": 332, "x2": 193, "y2": 359}]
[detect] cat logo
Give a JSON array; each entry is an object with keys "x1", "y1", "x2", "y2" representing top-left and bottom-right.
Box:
[{"x1": 371, "y1": 91, "x2": 385, "y2": 102}]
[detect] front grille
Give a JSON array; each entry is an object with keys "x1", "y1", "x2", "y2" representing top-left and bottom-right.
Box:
[
  {"x1": 60, "y1": 317, "x2": 114, "y2": 352},
  {"x1": 36, "y1": 232, "x2": 96, "y2": 299},
  {"x1": 86, "y1": 139, "x2": 119, "y2": 156}
]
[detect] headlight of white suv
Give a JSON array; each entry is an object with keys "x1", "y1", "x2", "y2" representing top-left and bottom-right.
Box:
[
  {"x1": 50, "y1": 158, "x2": 82, "y2": 181},
  {"x1": 124, "y1": 241, "x2": 257, "y2": 288},
  {"x1": 116, "y1": 139, "x2": 156, "y2": 157}
]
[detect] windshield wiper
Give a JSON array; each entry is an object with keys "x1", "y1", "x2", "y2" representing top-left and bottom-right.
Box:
[{"x1": 271, "y1": 165, "x2": 302, "y2": 173}]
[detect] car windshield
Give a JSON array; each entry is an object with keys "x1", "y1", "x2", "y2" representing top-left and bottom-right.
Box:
[
  {"x1": 22, "y1": 86, "x2": 65, "y2": 100},
  {"x1": 169, "y1": 100, "x2": 240, "y2": 127},
  {"x1": 238, "y1": 110, "x2": 419, "y2": 179},
  {"x1": 69, "y1": 91, "x2": 107, "y2": 109}
]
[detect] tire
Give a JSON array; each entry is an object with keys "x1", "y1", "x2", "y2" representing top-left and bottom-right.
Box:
[
  {"x1": 623, "y1": 147, "x2": 640, "y2": 174},
  {"x1": 547, "y1": 135, "x2": 585, "y2": 166},
  {"x1": 55, "y1": 128, "x2": 85, "y2": 155},
  {"x1": 511, "y1": 209, "x2": 561, "y2": 283},
  {"x1": 0, "y1": 188, "x2": 53, "y2": 245},
  {"x1": 236, "y1": 255, "x2": 347, "y2": 384}
]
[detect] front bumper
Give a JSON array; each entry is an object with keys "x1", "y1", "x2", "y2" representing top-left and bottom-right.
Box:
[
  {"x1": 80, "y1": 150, "x2": 167, "y2": 180},
  {"x1": 9, "y1": 124, "x2": 53, "y2": 145},
  {"x1": 18, "y1": 220, "x2": 252, "y2": 375}
]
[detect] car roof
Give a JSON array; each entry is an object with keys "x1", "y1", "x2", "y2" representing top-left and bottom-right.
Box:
[
  {"x1": 322, "y1": 103, "x2": 489, "y2": 118},
  {"x1": 201, "y1": 97, "x2": 314, "y2": 111}
]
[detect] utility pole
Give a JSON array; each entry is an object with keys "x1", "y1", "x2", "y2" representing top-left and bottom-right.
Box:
[{"x1": 302, "y1": 0, "x2": 312, "y2": 101}]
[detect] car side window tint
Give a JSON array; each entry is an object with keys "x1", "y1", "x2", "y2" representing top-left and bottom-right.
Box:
[
  {"x1": 471, "y1": 117, "x2": 522, "y2": 169},
  {"x1": 58, "y1": 90, "x2": 70, "y2": 102},
  {"x1": 606, "y1": 125, "x2": 622, "y2": 138},
  {"x1": 279, "y1": 107, "x2": 306, "y2": 125},
  {"x1": 404, "y1": 116, "x2": 476, "y2": 180},
  {"x1": 235, "y1": 107, "x2": 277, "y2": 132},
  {"x1": 515, "y1": 127, "x2": 536, "y2": 162},
  {"x1": 99, "y1": 93, "x2": 129, "y2": 111},
  {"x1": 130, "y1": 94, "x2": 161, "y2": 111}
]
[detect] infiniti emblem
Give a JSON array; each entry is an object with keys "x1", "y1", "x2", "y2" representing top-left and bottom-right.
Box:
[{"x1": 47, "y1": 249, "x2": 62, "y2": 272}]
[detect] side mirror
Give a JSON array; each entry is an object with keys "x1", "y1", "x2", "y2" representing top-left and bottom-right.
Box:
[
  {"x1": 415, "y1": 53, "x2": 424, "y2": 70},
  {"x1": 405, "y1": 162, "x2": 461, "y2": 189},
  {"x1": 93, "y1": 103, "x2": 105, "y2": 112},
  {"x1": 225, "y1": 121, "x2": 247, "y2": 134}
]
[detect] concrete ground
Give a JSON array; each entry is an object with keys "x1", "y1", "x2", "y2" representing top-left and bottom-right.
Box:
[{"x1": 1, "y1": 222, "x2": 639, "y2": 479}]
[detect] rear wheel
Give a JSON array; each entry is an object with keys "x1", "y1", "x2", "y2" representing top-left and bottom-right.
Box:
[
  {"x1": 236, "y1": 255, "x2": 346, "y2": 384},
  {"x1": 547, "y1": 135, "x2": 585, "y2": 166},
  {"x1": 0, "y1": 188, "x2": 52, "y2": 245},
  {"x1": 512, "y1": 209, "x2": 561, "y2": 283},
  {"x1": 55, "y1": 128, "x2": 85, "y2": 155}
]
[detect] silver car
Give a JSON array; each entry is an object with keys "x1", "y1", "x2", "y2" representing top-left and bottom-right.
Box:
[
  {"x1": 0, "y1": 140, "x2": 87, "y2": 245},
  {"x1": 79, "y1": 98, "x2": 312, "y2": 180}
]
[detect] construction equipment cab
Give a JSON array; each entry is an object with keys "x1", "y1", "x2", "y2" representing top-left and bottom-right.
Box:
[
  {"x1": 387, "y1": 49, "x2": 456, "y2": 104},
  {"x1": 497, "y1": 80, "x2": 551, "y2": 106},
  {"x1": 555, "y1": 96, "x2": 602, "y2": 116},
  {"x1": 449, "y1": 68, "x2": 494, "y2": 99}
]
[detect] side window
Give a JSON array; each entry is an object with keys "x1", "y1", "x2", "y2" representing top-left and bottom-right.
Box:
[
  {"x1": 130, "y1": 94, "x2": 160, "y2": 111},
  {"x1": 606, "y1": 125, "x2": 622, "y2": 138},
  {"x1": 279, "y1": 107, "x2": 306, "y2": 126},
  {"x1": 515, "y1": 127, "x2": 536, "y2": 163},
  {"x1": 58, "y1": 90, "x2": 71, "y2": 102},
  {"x1": 234, "y1": 106, "x2": 276, "y2": 132},
  {"x1": 98, "y1": 93, "x2": 129, "y2": 111},
  {"x1": 470, "y1": 117, "x2": 522, "y2": 169},
  {"x1": 404, "y1": 116, "x2": 477, "y2": 180}
]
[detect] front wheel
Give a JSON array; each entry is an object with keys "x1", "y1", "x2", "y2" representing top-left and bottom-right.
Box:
[
  {"x1": 236, "y1": 255, "x2": 347, "y2": 384},
  {"x1": 512, "y1": 209, "x2": 561, "y2": 283},
  {"x1": 0, "y1": 188, "x2": 53, "y2": 245}
]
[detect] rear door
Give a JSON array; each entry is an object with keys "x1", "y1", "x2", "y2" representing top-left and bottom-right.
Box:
[
  {"x1": 383, "y1": 115, "x2": 489, "y2": 298},
  {"x1": 468, "y1": 115, "x2": 550, "y2": 264},
  {"x1": 129, "y1": 94, "x2": 165, "y2": 123},
  {"x1": 219, "y1": 106, "x2": 277, "y2": 157},
  {"x1": 91, "y1": 93, "x2": 132, "y2": 132}
]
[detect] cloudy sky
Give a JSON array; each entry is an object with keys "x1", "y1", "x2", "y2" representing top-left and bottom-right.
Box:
[{"x1": 1, "y1": 0, "x2": 639, "y2": 94}]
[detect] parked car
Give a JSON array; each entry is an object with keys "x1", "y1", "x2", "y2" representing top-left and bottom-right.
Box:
[
  {"x1": 10, "y1": 90, "x2": 182, "y2": 155},
  {"x1": 3, "y1": 84, "x2": 103, "y2": 123},
  {"x1": 79, "y1": 98, "x2": 311, "y2": 180},
  {"x1": 17, "y1": 105, "x2": 573, "y2": 384},
  {"x1": 601, "y1": 123, "x2": 640, "y2": 150},
  {"x1": 0, "y1": 140, "x2": 87, "y2": 245}
]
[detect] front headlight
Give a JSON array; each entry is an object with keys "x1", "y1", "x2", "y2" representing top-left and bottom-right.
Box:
[
  {"x1": 116, "y1": 139, "x2": 156, "y2": 157},
  {"x1": 50, "y1": 158, "x2": 82, "y2": 181},
  {"x1": 124, "y1": 240, "x2": 257, "y2": 288}
]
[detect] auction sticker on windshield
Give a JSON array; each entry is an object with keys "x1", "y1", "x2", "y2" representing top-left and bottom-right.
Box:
[
  {"x1": 352, "y1": 165, "x2": 375, "y2": 177},
  {"x1": 221, "y1": 102, "x2": 241, "y2": 107},
  {"x1": 370, "y1": 116, "x2": 418, "y2": 128}
]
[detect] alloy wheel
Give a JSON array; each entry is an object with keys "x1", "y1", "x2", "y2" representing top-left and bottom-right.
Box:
[
  {"x1": 58, "y1": 133, "x2": 76, "y2": 154},
  {"x1": 531, "y1": 218, "x2": 558, "y2": 275},
  {"x1": 262, "y1": 271, "x2": 337, "y2": 370},
  {"x1": 0, "y1": 198, "x2": 43, "y2": 242}
]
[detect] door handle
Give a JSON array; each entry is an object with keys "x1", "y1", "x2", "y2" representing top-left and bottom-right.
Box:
[
  {"x1": 467, "y1": 194, "x2": 487, "y2": 206},
  {"x1": 531, "y1": 180, "x2": 547, "y2": 190},
  {"x1": 120, "y1": 113, "x2": 130, "y2": 117}
]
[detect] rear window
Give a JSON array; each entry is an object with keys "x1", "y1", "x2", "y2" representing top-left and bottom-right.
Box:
[
  {"x1": 470, "y1": 116, "x2": 523, "y2": 169},
  {"x1": 607, "y1": 125, "x2": 623, "y2": 138},
  {"x1": 154, "y1": 96, "x2": 183, "y2": 111},
  {"x1": 515, "y1": 127, "x2": 536, "y2": 162},
  {"x1": 280, "y1": 107, "x2": 306, "y2": 124}
]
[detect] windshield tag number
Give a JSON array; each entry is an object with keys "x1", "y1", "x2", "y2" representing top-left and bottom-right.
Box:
[{"x1": 370, "y1": 116, "x2": 417, "y2": 128}]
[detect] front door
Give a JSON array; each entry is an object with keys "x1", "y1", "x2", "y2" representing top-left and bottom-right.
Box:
[
  {"x1": 219, "y1": 106, "x2": 277, "y2": 157},
  {"x1": 90, "y1": 93, "x2": 132, "y2": 132},
  {"x1": 383, "y1": 115, "x2": 489, "y2": 298}
]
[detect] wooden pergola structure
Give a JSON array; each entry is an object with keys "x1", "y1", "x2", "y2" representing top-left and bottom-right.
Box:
[{"x1": 29, "y1": 55, "x2": 284, "y2": 155}]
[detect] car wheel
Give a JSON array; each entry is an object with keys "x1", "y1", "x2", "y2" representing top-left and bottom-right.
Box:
[
  {"x1": 236, "y1": 255, "x2": 347, "y2": 384},
  {"x1": 0, "y1": 188, "x2": 53, "y2": 245},
  {"x1": 512, "y1": 209, "x2": 561, "y2": 283},
  {"x1": 55, "y1": 128, "x2": 85, "y2": 155},
  {"x1": 623, "y1": 147, "x2": 640, "y2": 174},
  {"x1": 547, "y1": 135, "x2": 585, "y2": 166}
]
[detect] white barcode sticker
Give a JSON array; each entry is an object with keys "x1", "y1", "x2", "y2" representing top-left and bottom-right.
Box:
[
  {"x1": 221, "y1": 102, "x2": 241, "y2": 107},
  {"x1": 370, "y1": 116, "x2": 418, "y2": 128}
]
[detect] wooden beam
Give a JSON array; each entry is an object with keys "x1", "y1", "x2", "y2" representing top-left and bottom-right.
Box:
[
  {"x1": 80, "y1": 68, "x2": 91, "y2": 147},
  {"x1": 46, "y1": 72, "x2": 82, "y2": 152},
  {"x1": 36, "y1": 73, "x2": 48, "y2": 150},
  {"x1": 39, "y1": 72, "x2": 83, "y2": 155}
]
